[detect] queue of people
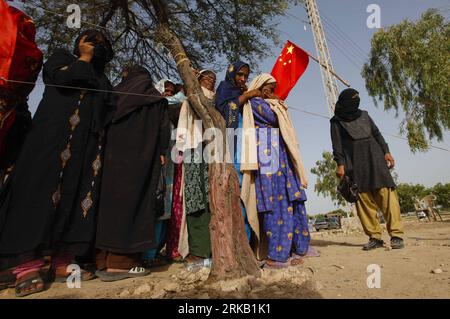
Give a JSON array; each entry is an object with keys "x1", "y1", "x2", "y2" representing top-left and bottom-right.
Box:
[{"x1": 0, "y1": 28, "x2": 404, "y2": 298}]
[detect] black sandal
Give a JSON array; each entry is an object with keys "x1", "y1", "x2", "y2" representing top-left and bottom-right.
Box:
[
  {"x1": 143, "y1": 256, "x2": 169, "y2": 268},
  {"x1": 15, "y1": 272, "x2": 45, "y2": 297}
]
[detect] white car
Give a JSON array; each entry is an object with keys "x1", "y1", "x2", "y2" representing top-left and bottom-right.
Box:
[{"x1": 417, "y1": 211, "x2": 427, "y2": 219}]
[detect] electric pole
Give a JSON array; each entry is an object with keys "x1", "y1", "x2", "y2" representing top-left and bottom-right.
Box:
[{"x1": 302, "y1": 0, "x2": 339, "y2": 116}]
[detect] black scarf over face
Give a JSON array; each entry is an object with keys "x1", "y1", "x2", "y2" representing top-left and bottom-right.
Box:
[
  {"x1": 333, "y1": 88, "x2": 362, "y2": 122},
  {"x1": 112, "y1": 65, "x2": 164, "y2": 122},
  {"x1": 73, "y1": 29, "x2": 114, "y2": 73}
]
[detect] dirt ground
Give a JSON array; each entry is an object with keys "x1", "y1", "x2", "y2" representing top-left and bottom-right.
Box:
[{"x1": 1, "y1": 217, "x2": 449, "y2": 299}]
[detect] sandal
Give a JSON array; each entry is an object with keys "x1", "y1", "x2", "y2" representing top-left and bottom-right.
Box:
[
  {"x1": 184, "y1": 254, "x2": 204, "y2": 264},
  {"x1": 95, "y1": 267, "x2": 151, "y2": 282},
  {"x1": 143, "y1": 257, "x2": 169, "y2": 268},
  {"x1": 170, "y1": 255, "x2": 185, "y2": 264},
  {"x1": 15, "y1": 272, "x2": 45, "y2": 297},
  {"x1": 290, "y1": 257, "x2": 304, "y2": 267}
]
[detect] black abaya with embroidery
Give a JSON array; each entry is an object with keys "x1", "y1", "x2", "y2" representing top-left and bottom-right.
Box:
[{"x1": 0, "y1": 49, "x2": 114, "y2": 270}]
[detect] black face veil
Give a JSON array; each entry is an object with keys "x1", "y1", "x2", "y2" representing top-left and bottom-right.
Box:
[
  {"x1": 334, "y1": 88, "x2": 362, "y2": 122},
  {"x1": 73, "y1": 29, "x2": 114, "y2": 71}
]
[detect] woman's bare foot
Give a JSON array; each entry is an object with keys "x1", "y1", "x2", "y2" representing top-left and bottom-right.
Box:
[{"x1": 106, "y1": 268, "x2": 133, "y2": 273}]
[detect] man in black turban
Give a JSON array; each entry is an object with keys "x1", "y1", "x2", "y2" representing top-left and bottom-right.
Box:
[{"x1": 330, "y1": 88, "x2": 404, "y2": 251}]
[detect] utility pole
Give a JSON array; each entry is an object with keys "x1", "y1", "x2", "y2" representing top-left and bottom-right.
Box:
[
  {"x1": 302, "y1": 0, "x2": 339, "y2": 116},
  {"x1": 302, "y1": 0, "x2": 356, "y2": 220}
]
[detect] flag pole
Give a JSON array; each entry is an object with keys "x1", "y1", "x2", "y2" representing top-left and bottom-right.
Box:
[{"x1": 307, "y1": 53, "x2": 351, "y2": 88}]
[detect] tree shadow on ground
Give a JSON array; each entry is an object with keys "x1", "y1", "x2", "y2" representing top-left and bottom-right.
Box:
[
  {"x1": 407, "y1": 236, "x2": 450, "y2": 241},
  {"x1": 311, "y1": 239, "x2": 362, "y2": 248}
]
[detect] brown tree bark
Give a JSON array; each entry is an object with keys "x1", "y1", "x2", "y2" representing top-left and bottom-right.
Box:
[{"x1": 150, "y1": 0, "x2": 260, "y2": 280}]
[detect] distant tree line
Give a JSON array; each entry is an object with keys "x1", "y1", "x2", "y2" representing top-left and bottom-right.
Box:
[{"x1": 396, "y1": 183, "x2": 450, "y2": 213}]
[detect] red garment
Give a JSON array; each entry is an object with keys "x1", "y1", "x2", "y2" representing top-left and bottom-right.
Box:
[
  {"x1": 0, "y1": 1, "x2": 42, "y2": 165},
  {"x1": 0, "y1": 0, "x2": 18, "y2": 87},
  {"x1": 271, "y1": 40, "x2": 309, "y2": 100},
  {"x1": 0, "y1": 2, "x2": 43, "y2": 98},
  {"x1": 165, "y1": 156, "x2": 184, "y2": 259},
  {"x1": 13, "y1": 259, "x2": 46, "y2": 279}
]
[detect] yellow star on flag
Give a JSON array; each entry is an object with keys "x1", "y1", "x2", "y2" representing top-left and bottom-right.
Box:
[{"x1": 287, "y1": 45, "x2": 294, "y2": 54}]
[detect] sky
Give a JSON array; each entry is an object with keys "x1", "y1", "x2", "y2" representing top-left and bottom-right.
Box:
[{"x1": 10, "y1": 0, "x2": 450, "y2": 215}]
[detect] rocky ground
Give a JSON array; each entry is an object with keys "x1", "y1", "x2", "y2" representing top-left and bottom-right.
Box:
[{"x1": 1, "y1": 216, "x2": 449, "y2": 299}]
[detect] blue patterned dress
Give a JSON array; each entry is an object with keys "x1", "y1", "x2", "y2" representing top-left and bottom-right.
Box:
[{"x1": 251, "y1": 97, "x2": 310, "y2": 262}]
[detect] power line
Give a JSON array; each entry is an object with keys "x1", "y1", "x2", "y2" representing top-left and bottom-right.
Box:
[
  {"x1": 288, "y1": 107, "x2": 450, "y2": 154},
  {"x1": 297, "y1": 1, "x2": 370, "y2": 60},
  {"x1": 287, "y1": 11, "x2": 367, "y2": 69},
  {"x1": 320, "y1": 12, "x2": 369, "y2": 59},
  {"x1": 1, "y1": 77, "x2": 166, "y2": 99},
  {"x1": 320, "y1": 18, "x2": 368, "y2": 63},
  {"x1": 325, "y1": 36, "x2": 364, "y2": 72},
  {"x1": 285, "y1": 12, "x2": 310, "y2": 25},
  {"x1": 2, "y1": 77, "x2": 449, "y2": 154},
  {"x1": 6, "y1": 3, "x2": 449, "y2": 153}
]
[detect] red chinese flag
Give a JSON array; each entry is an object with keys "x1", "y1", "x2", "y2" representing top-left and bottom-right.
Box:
[
  {"x1": 0, "y1": 0, "x2": 19, "y2": 86},
  {"x1": 271, "y1": 40, "x2": 309, "y2": 100}
]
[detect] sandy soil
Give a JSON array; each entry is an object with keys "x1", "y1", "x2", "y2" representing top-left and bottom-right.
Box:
[{"x1": 1, "y1": 217, "x2": 449, "y2": 299}]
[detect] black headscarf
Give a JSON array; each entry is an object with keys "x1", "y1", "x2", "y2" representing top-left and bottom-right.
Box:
[
  {"x1": 215, "y1": 60, "x2": 249, "y2": 128},
  {"x1": 333, "y1": 88, "x2": 362, "y2": 122},
  {"x1": 112, "y1": 65, "x2": 164, "y2": 122},
  {"x1": 73, "y1": 29, "x2": 114, "y2": 72}
]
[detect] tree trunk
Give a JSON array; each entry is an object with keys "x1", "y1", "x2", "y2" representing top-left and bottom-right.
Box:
[{"x1": 153, "y1": 20, "x2": 260, "y2": 280}]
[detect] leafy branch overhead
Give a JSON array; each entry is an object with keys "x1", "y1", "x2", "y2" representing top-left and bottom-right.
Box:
[
  {"x1": 362, "y1": 9, "x2": 450, "y2": 152},
  {"x1": 25, "y1": 0, "x2": 299, "y2": 82}
]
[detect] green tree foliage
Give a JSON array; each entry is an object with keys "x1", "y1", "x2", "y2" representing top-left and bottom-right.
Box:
[
  {"x1": 396, "y1": 182, "x2": 450, "y2": 213},
  {"x1": 313, "y1": 214, "x2": 326, "y2": 221},
  {"x1": 396, "y1": 183, "x2": 428, "y2": 213},
  {"x1": 362, "y1": 10, "x2": 450, "y2": 152},
  {"x1": 24, "y1": 0, "x2": 299, "y2": 81},
  {"x1": 430, "y1": 183, "x2": 450, "y2": 209},
  {"x1": 310, "y1": 151, "x2": 347, "y2": 207},
  {"x1": 327, "y1": 208, "x2": 351, "y2": 217}
]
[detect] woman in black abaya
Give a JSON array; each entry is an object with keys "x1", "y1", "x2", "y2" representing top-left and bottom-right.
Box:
[
  {"x1": 95, "y1": 65, "x2": 170, "y2": 282},
  {"x1": 0, "y1": 29, "x2": 114, "y2": 297}
]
